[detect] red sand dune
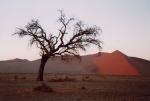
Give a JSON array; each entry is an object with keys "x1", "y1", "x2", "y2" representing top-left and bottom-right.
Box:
[{"x1": 92, "y1": 50, "x2": 139, "y2": 75}]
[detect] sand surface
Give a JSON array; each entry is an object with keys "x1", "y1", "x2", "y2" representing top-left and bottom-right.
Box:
[{"x1": 0, "y1": 74, "x2": 150, "y2": 101}]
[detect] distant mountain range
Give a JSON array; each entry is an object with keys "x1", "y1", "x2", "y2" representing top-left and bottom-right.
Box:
[{"x1": 0, "y1": 50, "x2": 150, "y2": 75}]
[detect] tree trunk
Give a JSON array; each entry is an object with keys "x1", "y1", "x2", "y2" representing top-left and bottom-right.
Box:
[{"x1": 37, "y1": 55, "x2": 49, "y2": 81}]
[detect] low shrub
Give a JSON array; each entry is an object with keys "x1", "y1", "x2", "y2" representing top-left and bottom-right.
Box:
[
  {"x1": 64, "y1": 76, "x2": 76, "y2": 81},
  {"x1": 81, "y1": 86, "x2": 86, "y2": 90},
  {"x1": 33, "y1": 83, "x2": 53, "y2": 93},
  {"x1": 82, "y1": 76, "x2": 91, "y2": 81},
  {"x1": 48, "y1": 76, "x2": 76, "y2": 82},
  {"x1": 21, "y1": 76, "x2": 26, "y2": 80},
  {"x1": 14, "y1": 75, "x2": 18, "y2": 80}
]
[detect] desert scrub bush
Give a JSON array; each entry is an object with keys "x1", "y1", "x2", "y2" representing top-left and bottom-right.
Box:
[
  {"x1": 21, "y1": 76, "x2": 26, "y2": 80},
  {"x1": 82, "y1": 76, "x2": 91, "y2": 81},
  {"x1": 33, "y1": 83, "x2": 53, "y2": 92},
  {"x1": 81, "y1": 86, "x2": 86, "y2": 90},
  {"x1": 64, "y1": 76, "x2": 76, "y2": 81},
  {"x1": 48, "y1": 78, "x2": 64, "y2": 82},
  {"x1": 48, "y1": 76, "x2": 76, "y2": 82},
  {"x1": 14, "y1": 75, "x2": 18, "y2": 80}
]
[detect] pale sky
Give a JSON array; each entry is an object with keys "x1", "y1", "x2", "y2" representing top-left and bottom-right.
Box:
[{"x1": 0, "y1": 0, "x2": 150, "y2": 60}]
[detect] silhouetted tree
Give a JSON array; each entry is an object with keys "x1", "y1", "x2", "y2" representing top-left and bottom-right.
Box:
[{"x1": 13, "y1": 11, "x2": 102, "y2": 81}]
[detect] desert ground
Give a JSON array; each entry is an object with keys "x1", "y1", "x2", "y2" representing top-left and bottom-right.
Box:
[{"x1": 0, "y1": 73, "x2": 150, "y2": 101}]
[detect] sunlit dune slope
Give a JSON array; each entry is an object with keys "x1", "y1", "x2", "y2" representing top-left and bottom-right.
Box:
[{"x1": 92, "y1": 50, "x2": 139, "y2": 75}]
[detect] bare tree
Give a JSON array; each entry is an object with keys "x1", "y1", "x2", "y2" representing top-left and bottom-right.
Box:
[{"x1": 13, "y1": 11, "x2": 102, "y2": 81}]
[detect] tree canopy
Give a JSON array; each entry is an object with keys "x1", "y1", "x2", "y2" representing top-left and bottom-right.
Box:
[{"x1": 14, "y1": 10, "x2": 102, "y2": 80}]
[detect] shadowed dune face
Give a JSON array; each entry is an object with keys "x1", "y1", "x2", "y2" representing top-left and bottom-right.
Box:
[
  {"x1": 127, "y1": 57, "x2": 150, "y2": 75},
  {"x1": 92, "y1": 50, "x2": 139, "y2": 75}
]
